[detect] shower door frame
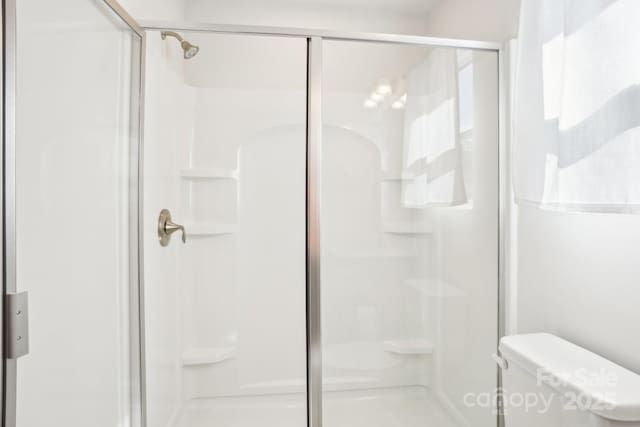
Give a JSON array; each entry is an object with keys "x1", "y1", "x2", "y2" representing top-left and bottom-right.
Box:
[
  {"x1": 140, "y1": 21, "x2": 507, "y2": 427},
  {"x1": 1, "y1": 0, "x2": 147, "y2": 426},
  {"x1": 0, "y1": 8, "x2": 508, "y2": 426}
]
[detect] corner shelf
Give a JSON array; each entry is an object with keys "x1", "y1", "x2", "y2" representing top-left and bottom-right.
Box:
[
  {"x1": 182, "y1": 347, "x2": 236, "y2": 367},
  {"x1": 186, "y1": 222, "x2": 238, "y2": 236},
  {"x1": 382, "y1": 221, "x2": 432, "y2": 235},
  {"x1": 383, "y1": 339, "x2": 433, "y2": 355},
  {"x1": 181, "y1": 168, "x2": 238, "y2": 180}
]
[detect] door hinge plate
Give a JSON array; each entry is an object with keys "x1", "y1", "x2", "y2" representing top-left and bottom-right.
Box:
[{"x1": 6, "y1": 291, "x2": 29, "y2": 359}]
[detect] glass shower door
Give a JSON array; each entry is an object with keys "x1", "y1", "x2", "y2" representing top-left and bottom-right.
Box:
[
  {"x1": 6, "y1": 1, "x2": 144, "y2": 426},
  {"x1": 141, "y1": 31, "x2": 308, "y2": 427},
  {"x1": 321, "y1": 40, "x2": 499, "y2": 427}
]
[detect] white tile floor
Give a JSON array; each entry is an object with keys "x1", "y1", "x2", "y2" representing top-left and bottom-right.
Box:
[{"x1": 175, "y1": 386, "x2": 460, "y2": 427}]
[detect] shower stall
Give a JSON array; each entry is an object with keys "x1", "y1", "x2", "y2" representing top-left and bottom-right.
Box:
[{"x1": 1, "y1": 1, "x2": 503, "y2": 426}]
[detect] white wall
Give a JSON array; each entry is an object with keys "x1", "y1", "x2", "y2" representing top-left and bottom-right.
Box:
[
  {"x1": 120, "y1": 0, "x2": 520, "y2": 39},
  {"x1": 422, "y1": 0, "x2": 520, "y2": 41},
  {"x1": 184, "y1": 0, "x2": 439, "y2": 35},
  {"x1": 118, "y1": 0, "x2": 184, "y2": 21},
  {"x1": 515, "y1": 207, "x2": 640, "y2": 373},
  {"x1": 121, "y1": 0, "x2": 440, "y2": 34}
]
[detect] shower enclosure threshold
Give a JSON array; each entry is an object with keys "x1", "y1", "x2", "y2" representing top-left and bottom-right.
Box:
[{"x1": 172, "y1": 386, "x2": 460, "y2": 427}]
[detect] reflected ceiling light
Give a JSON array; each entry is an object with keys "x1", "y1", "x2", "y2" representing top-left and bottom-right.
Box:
[
  {"x1": 391, "y1": 93, "x2": 407, "y2": 110},
  {"x1": 161, "y1": 31, "x2": 200, "y2": 59},
  {"x1": 376, "y1": 79, "x2": 393, "y2": 95},
  {"x1": 371, "y1": 92, "x2": 384, "y2": 102},
  {"x1": 363, "y1": 99, "x2": 377, "y2": 109}
]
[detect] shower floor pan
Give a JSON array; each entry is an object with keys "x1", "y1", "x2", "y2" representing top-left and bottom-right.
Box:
[{"x1": 174, "y1": 386, "x2": 459, "y2": 427}]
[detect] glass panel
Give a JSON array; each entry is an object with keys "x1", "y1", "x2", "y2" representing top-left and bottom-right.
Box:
[
  {"x1": 322, "y1": 40, "x2": 499, "y2": 427},
  {"x1": 14, "y1": 1, "x2": 141, "y2": 426},
  {"x1": 142, "y1": 32, "x2": 307, "y2": 427}
]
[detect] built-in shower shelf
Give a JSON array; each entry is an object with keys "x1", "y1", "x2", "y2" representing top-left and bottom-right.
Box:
[
  {"x1": 382, "y1": 222, "x2": 432, "y2": 235},
  {"x1": 181, "y1": 168, "x2": 238, "y2": 180},
  {"x1": 182, "y1": 347, "x2": 236, "y2": 366},
  {"x1": 383, "y1": 339, "x2": 433, "y2": 355},
  {"x1": 186, "y1": 222, "x2": 238, "y2": 236},
  {"x1": 405, "y1": 278, "x2": 466, "y2": 298}
]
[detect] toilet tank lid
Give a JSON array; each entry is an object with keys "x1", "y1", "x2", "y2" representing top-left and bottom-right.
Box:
[{"x1": 499, "y1": 333, "x2": 640, "y2": 422}]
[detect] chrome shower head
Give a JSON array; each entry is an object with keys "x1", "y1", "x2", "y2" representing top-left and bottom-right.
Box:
[{"x1": 161, "y1": 31, "x2": 199, "y2": 59}]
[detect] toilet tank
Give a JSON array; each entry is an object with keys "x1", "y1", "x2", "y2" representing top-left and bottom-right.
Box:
[{"x1": 499, "y1": 333, "x2": 640, "y2": 427}]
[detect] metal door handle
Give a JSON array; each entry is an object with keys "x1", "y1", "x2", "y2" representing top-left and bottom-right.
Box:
[{"x1": 158, "y1": 209, "x2": 186, "y2": 246}]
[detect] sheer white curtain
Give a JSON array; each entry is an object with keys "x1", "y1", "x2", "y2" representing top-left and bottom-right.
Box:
[
  {"x1": 402, "y1": 48, "x2": 467, "y2": 207},
  {"x1": 514, "y1": 0, "x2": 640, "y2": 213}
]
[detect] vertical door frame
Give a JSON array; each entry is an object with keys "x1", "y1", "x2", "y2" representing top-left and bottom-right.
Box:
[
  {"x1": 2, "y1": 0, "x2": 17, "y2": 424},
  {"x1": 306, "y1": 36, "x2": 323, "y2": 427},
  {"x1": 1, "y1": 1, "x2": 147, "y2": 426},
  {"x1": 497, "y1": 44, "x2": 507, "y2": 427}
]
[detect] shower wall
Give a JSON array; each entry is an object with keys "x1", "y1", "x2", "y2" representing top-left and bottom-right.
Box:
[
  {"x1": 428, "y1": 52, "x2": 499, "y2": 424},
  {"x1": 119, "y1": 0, "x2": 185, "y2": 21},
  {"x1": 321, "y1": 43, "x2": 437, "y2": 393},
  {"x1": 177, "y1": 33, "x2": 307, "y2": 399},
  {"x1": 143, "y1": 32, "x2": 309, "y2": 425},
  {"x1": 144, "y1": 33, "x2": 195, "y2": 426},
  {"x1": 321, "y1": 41, "x2": 499, "y2": 426},
  {"x1": 515, "y1": 208, "x2": 640, "y2": 374}
]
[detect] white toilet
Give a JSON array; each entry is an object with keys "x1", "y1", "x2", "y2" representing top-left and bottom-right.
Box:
[{"x1": 499, "y1": 333, "x2": 640, "y2": 427}]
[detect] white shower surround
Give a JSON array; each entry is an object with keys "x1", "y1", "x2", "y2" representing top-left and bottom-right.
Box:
[{"x1": 142, "y1": 26, "x2": 500, "y2": 427}]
